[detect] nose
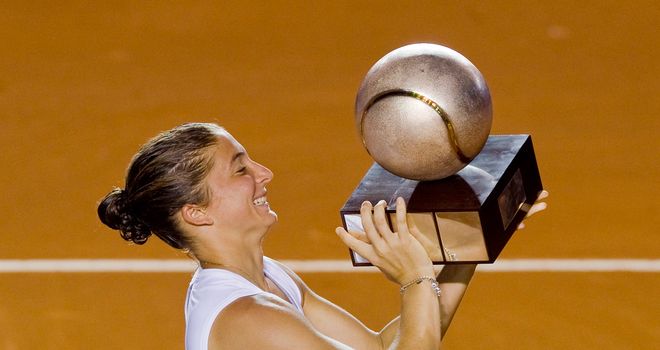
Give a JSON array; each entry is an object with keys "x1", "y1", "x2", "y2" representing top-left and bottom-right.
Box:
[{"x1": 251, "y1": 160, "x2": 273, "y2": 185}]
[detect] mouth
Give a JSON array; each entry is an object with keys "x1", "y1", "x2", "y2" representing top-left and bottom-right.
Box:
[{"x1": 253, "y1": 195, "x2": 268, "y2": 206}]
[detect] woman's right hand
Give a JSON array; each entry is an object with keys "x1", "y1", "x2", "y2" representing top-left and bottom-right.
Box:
[{"x1": 336, "y1": 197, "x2": 434, "y2": 285}]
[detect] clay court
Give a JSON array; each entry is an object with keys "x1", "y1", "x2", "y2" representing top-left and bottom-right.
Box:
[{"x1": 1, "y1": 1, "x2": 658, "y2": 349}]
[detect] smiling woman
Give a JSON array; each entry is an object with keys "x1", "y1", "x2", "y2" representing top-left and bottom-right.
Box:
[{"x1": 97, "y1": 122, "x2": 516, "y2": 350}]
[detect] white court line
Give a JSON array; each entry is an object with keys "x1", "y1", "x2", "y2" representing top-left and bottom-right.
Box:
[{"x1": 0, "y1": 259, "x2": 658, "y2": 273}]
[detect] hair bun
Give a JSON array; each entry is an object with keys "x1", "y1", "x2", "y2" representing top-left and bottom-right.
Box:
[{"x1": 98, "y1": 188, "x2": 152, "y2": 244}]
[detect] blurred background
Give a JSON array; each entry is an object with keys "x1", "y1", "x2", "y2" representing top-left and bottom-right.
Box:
[{"x1": 0, "y1": 1, "x2": 658, "y2": 349}]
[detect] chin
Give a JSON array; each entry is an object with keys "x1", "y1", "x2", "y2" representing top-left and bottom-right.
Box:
[
  {"x1": 257, "y1": 208, "x2": 277, "y2": 227},
  {"x1": 266, "y1": 210, "x2": 278, "y2": 224}
]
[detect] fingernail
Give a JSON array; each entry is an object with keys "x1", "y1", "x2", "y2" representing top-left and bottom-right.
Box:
[
  {"x1": 377, "y1": 199, "x2": 386, "y2": 206},
  {"x1": 361, "y1": 201, "x2": 371, "y2": 207}
]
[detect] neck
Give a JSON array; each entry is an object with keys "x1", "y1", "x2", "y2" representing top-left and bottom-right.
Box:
[
  {"x1": 189, "y1": 222, "x2": 271, "y2": 289},
  {"x1": 200, "y1": 259, "x2": 267, "y2": 290},
  {"x1": 196, "y1": 237, "x2": 268, "y2": 290}
]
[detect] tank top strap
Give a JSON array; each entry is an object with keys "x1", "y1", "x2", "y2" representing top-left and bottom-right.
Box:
[{"x1": 263, "y1": 257, "x2": 304, "y2": 313}]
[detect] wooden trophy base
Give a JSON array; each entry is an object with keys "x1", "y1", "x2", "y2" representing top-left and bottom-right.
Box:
[{"x1": 340, "y1": 135, "x2": 543, "y2": 265}]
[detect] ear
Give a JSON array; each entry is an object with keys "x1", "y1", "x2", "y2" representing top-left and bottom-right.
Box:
[{"x1": 180, "y1": 204, "x2": 214, "y2": 226}]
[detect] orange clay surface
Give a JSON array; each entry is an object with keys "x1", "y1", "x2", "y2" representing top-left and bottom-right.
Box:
[{"x1": 0, "y1": 1, "x2": 658, "y2": 349}]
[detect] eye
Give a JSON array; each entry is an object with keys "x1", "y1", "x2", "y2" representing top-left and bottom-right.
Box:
[{"x1": 236, "y1": 166, "x2": 247, "y2": 174}]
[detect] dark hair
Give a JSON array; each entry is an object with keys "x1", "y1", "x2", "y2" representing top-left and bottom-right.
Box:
[{"x1": 97, "y1": 122, "x2": 224, "y2": 249}]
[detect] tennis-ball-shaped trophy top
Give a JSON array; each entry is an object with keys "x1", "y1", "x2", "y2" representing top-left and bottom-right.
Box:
[{"x1": 355, "y1": 43, "x2": 492, "y2": 181}]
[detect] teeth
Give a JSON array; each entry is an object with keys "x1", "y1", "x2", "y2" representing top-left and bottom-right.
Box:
[{"x1": 253, "y1": 196, "x2": 267, "y2": 206}]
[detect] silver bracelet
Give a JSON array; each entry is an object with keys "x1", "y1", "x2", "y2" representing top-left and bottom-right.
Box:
[{"x1": 400, "y1": 276, "x2": 441, "y2": 296}]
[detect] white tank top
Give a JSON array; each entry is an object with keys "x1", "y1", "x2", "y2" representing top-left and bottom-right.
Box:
[{"x1": 184, "y1": 257, "x2": 304, "y2": 350}]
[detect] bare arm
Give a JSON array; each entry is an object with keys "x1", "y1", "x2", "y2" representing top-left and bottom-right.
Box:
[
  {"x1": 208, "y1": 294, "x2": 353, "y2": 350},
  {"x1": 435, "y1": 264, "x2": 476, "y2": 335},
  {"x1": 271, "y1": 259, "x2": 382, "y2": 350},
  {"x1": 293, "y1": 274, "x2": 441, "y2": 350},
  {"x1": 378, "y1": 264, "x2": 475, "y2": 347},
  {"x1": 289, "y1": 262, "x2": 471, "y2": 349}
]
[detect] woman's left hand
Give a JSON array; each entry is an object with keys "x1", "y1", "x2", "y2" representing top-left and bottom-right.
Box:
[{"x1": 517, "y1": 190, "x2": 549, "y2": 229}]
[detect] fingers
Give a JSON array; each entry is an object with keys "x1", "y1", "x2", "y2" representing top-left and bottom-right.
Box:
[
  {"x1": 360, "y1": 201, "x2": 389, "y2": 252},
  {"x1": 373, "y1": 200, "x2": 397, "y2": 243},
  {"x1": 347, "y1": 229, "x2": 369, "y2": 243},
  {"x1": 520, "y1": 190, "x2": 549, "y2": 229},
  {"x1": 338, "y1": 198, "x2": 436, "y2": 283},
  {"x1": 527, "y1": 202, "x2": 547, "y2": 217},
  {"x1": 335, "y1": 227, "x2": 376, "y2": 261},
  {"x1": 347, "y1": 197, "x2": 414, "y2": 251}
]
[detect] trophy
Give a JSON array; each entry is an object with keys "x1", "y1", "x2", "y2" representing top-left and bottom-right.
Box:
[{"x1": 340, "y1": 44, "x2": 543, "y2": 265}]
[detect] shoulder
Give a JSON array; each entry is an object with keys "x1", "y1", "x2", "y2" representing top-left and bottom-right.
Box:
[
  {"x1": 187, "y1": 268, "x2": 260, "y2": 304},
  {"x1": 208, "y1": 293, "x2": 349, "y2": 350},
  {"x1": 219, "y1": 292, "x2": 299, "y2": 321},
  {"x1": 186, "y1": 269, "x2": 266, "y2": 350}
]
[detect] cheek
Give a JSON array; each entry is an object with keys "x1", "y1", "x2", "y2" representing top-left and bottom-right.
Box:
[{"x1": 209, "y1": 181, "x2": 254, "y2": 215}]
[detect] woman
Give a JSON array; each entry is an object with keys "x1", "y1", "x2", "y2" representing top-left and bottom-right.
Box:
[{"x1": 98, "y1": 122, "x2": 546, "y2": 349}]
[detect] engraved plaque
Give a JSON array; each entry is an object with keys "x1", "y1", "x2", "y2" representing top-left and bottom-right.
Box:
[{"x1": 498, "y1": 169, "x2": 527, "y2": 230}]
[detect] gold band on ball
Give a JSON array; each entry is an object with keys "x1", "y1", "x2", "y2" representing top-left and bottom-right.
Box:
[{"x1": 360, "y1": 89, "x2": 470, "y2": 164}]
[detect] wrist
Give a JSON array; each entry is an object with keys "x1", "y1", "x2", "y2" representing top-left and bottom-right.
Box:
[{"x1": 400, "y1": 276, "x2": 442, "y2": 296}]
